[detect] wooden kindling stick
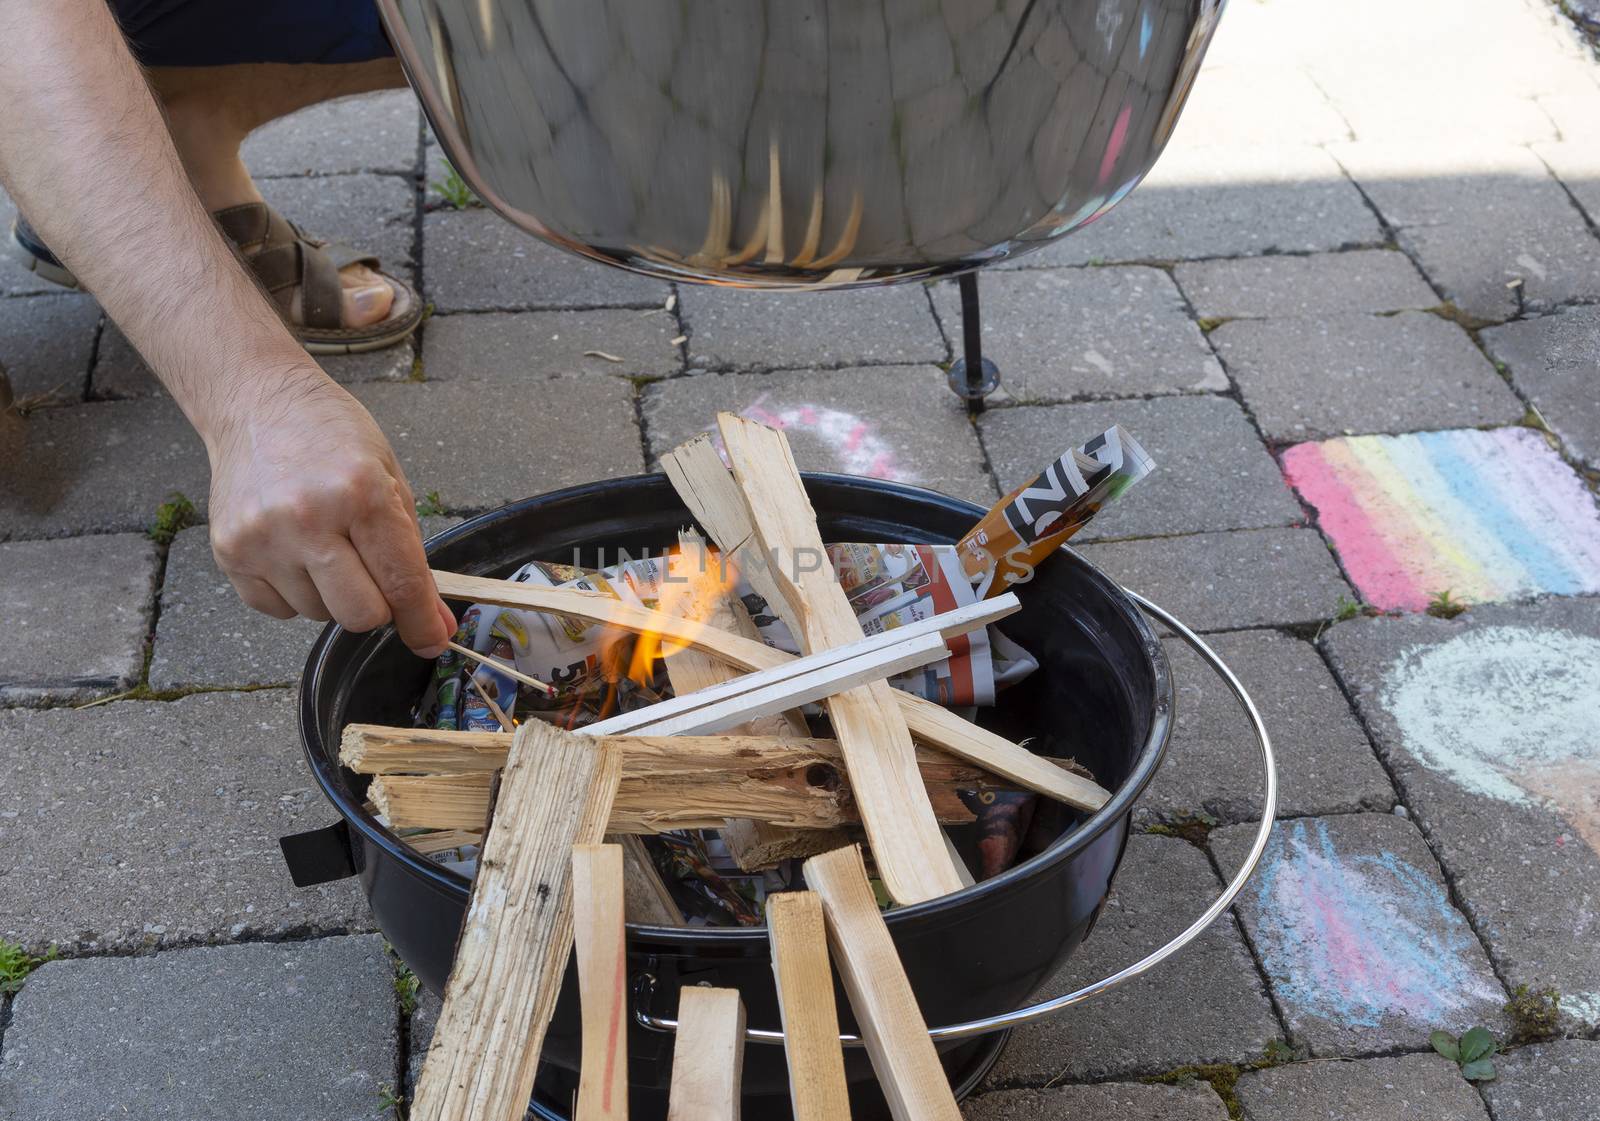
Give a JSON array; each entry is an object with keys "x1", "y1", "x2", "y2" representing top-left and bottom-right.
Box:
[
  {"x1": 716, "y1": 412, "x2": 961, "y2": 903},
  {"x1": 573, "y1": 843, "x2": 628, "y2": 1121},
  {"x1": 667, "y1": 987, "x2": 746, "y2": 1121},
  {"x1": 664, "y1": 532, "x2": 849, "y2": 871},
  {"x1": 803, "y1": 846, "x2": 961, "y2": 1121},
  {"x1": 411, "y1": 724, "x2": 624, "y2": 1121},
  {"x1": 361, "y1": 736, "x2": 990, "y2": 833},
  {"x1": 446, "y1": 639, "x2": 555, "y2": 695},
  {"x1": 659, "y1": 432, "x2": 1113, "y2": 815},
  {"x1": 767, "y1": 892, "x2": 851, "y2": 1121}
]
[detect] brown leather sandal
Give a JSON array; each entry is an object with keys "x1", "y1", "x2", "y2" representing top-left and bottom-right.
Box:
[
  {"x1": 213, "y1": 203, "x2": 423, "y2": 355},
  {"x1": 8, "y1": 204, "x2": 422, "y2": 355}
]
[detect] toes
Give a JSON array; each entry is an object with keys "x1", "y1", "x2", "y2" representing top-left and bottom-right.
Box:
[{"x1": 341, "y1": 272, "x2": 395, "y2": 327}]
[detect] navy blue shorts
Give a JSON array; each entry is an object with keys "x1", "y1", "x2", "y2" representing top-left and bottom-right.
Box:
[{"x1": 109, "y1": 0, "x2": 394, "y2": 67}]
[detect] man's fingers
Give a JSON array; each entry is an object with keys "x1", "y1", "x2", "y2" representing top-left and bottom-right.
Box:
[
  {"x1": 307, "y1": 541, "x2": 397, "y2": 635},
  {"x1": 227, "y1": 574, "x2": 297, "y2": 621},
  {"x1": 272, "y1": 568, "x2": 333, "y2": 622},
  {"x1": 351, "y1": 502, "x2": 451, "y2": 658}
]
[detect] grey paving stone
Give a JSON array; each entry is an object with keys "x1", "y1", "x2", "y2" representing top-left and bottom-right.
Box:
[
  {"x1": 1138, "y1": 631, "x2": 1394, "y2": 828},
  {"x1": 0, "y1": 190, "x2": 59, "y2": 297},
  {"x1": 984, "y1": 835, "x2": 1280, "y2": 1085},
  {"x1": 1322, "y1": 601, "x2": 1600, "y2": 1031},
  {"x1": 92, "y1": 320, "x2": 412, "y2": 397},
  {"x1": 979, "y1": 396, "x2": 1301, "y2": 542},
  {"x1": 1236, "y1": 1053, "x2": 1490, "y2": 1121},
  {"x1": 0, "y1": 936, "x2": 395, "y2": 1121},
  {"x1": 1001, "y1": 147, "x2": 1384, "y2": 268},
  {"x1": 421, "y1": 309, "x2": 682, "y2": 381},
  {"x1": 1167, "y1": 66, "x2": 1352, "y2": 149},
  {"x1": 963, "y1": 1081, "x2": 1228, "y2": 1120},
  {"x1": 1334, "y1": 143, "x2": 1600, "y2": 322},
  {"x1": 1481, "y1": 1039, "x2": 1600, "y2": 1121},
  {"x1": 1482, "y1": 306, "x2": 1600, "y2": 469},
  {"x1": 1534, "y1": 139, "x2": 1600, "y2": 230},
  {"x1": 931, "y1": 268, "x2": 1225, "y2": 402},
  {"x1": 1074, "y1": 528, "x2": 1353, "y2": 632},
  {"x1": 1212, "y1": 814, "x2": 1509, "y2": 1056},
  {"x1": 423, "y1": 208, "x2": 670, "y2": 312},
  {"x1": 352, "y1": 377, "x2": 644, "y2": 510},
  {"x1": 678, "y1": 285, "x2": 944, "y2": 372},
  {"x1": 0, "y1": 396, "x2": 211, "y2": 540},
  {"x1": 1173, "y1": 251, "x2": 1438, "y2": 320},
  {"x1": 1212, "y1": 312, "x2": 1523, "y2": 442},
  {"x1": 0, "y1": 534, "x2": 159, "y2": 704},
  {"x1": 243, "y1": 91, "x2": 421, "y2": 177},
  {"x1": 148, "y1": 527, "x2": 323, "y2": 690},
  {"x1": 0, "y1": 294, "x2": 98, "y2": 405},
  {"x1": 641, "y1": 366, "x2": 996, "y2": 506},
  {"x1": 0, "y1": 690, "x2": 369, "y2": 951},
  {"x1": 259, "y1": 173, "x2": 417, "y2": 288}
]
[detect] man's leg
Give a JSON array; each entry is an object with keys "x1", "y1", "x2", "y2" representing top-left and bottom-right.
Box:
[{"x1": 148, "y1": 59, "x2": 409, "y2": 326}]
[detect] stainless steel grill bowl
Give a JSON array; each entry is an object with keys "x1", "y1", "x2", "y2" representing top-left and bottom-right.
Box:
[{"x1": 377, "y1": 0, "x2": 1224, "y2": 289}]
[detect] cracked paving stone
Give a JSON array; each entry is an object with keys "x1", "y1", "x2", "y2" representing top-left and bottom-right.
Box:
[
  {"x1": 1173, "y1": 251, "x2": 1438, "y2": 321},
  {"x1": 963, "y1": 1081, "x2": 1229, "y2": 1120},
  {"x1": 1074, "y1": 528, "x2": 1352, "y2": 632},
  {"x1": 0, "y1": 690, "x2": 370, "y2": 951},
  {"x1": 0, "y1": 936, "x2": 395, "y2": 1121},
  {"x1": 148, "y1": 527, "x2": 324, "y2": 691},
  {"x1": 930, "y1": 267, "x2": 1224, "y2": 401},
  {"x1": 351, "y1": 377, "x2": 644, "y2": 510},
  {"x1": 0, "y1": 534, "x2": 159, "y2": 704},
  {"x1": 979, "y1": 396, "x2": 1301, "y2": 542},
  {"x1": 641, "y1": 366, "x2": 995, "y2": 506},
  {"x1": 1322, "y1": 601, "x2": 1600, "y2": 1031},
  {"x1": 1138, "y1": 630, "x2": 1394, "y2": 828},
  {"x1": 421, "y1": 309, "x2": 682, "y2": 381},
  {"x1": 1212, "y1": 813, "x2": 1509, "y2": 1056},
  {"x1": 1480, "y1": 1039, "x2": 1600, "y2": 1121},
  {"x1": 0, "y1": 396, "x2": 211, "y2": 540},
  {"x1": 982, "y1": 835, "x2": 1280, "y2": 1085},
  {"x1": 1333, "y1": 142, "x2": 1600, "y2": 322},
  {"x1": 0, "y1": 294, "x2": 99, "y2": 405},
  {"x1": 243, "y1": 91, "x2": 421, "y2": 176},
  {"x1": 677, "y1": 285, "x2": 944, "y2": 372},
  {"x1": 1000, "y1": 146, "x2": 1384, "y2": 268},
  {"x1": 1211, "y1": 312, "x2": 1523, "y2": 442},
  {"x1": 1482, "y1": 305, "x2": 1600, "y2": 470},
  {"x1": 1235, "y1": 1053, "x2": 1490, "y2": 1121},
  {"x1": 424, "y1": 208, "x2": 670, "y2": 312}
]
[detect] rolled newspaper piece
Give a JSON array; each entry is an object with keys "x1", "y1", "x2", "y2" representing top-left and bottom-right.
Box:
[{"x1": 957, "y1": 425, "x2": 1155, "y2": 599}]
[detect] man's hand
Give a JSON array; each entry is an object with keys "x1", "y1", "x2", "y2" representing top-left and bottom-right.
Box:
[
  {"x1": 0, "y1": 0, "x2": 452, "y2": 658},
  {"x1": 205, "y1": 363, "x2": 454, "y2": 657}
]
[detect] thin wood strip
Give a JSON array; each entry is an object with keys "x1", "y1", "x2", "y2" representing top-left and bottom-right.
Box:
[
  {"x1": 666, "y1": 987, "x2": 746, "y2": 1121},
  {"x1": 803, "y1": 845, "x2": 961, "y2": 1121},
  {"x1": 573, "y1": 843, "x2": 629, "y2": 1121},
  {"x1": 447, "y1": 639, "x2": 555, "y2": 695},
  {"x1": 767, "y1": 892, "x2": 852, "y2": 1121},
  {"x1": 411, "y1": 726, "x2": 623, "y2": 1121},
  {"x1": 613, "y1": 833, "x2": 683, "y2": 926},
  {"x1": 718, "y1": 412, "x2": 962, "y2": 903}
]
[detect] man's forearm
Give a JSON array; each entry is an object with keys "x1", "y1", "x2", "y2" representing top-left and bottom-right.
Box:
[{"x1": 0, "y1": 0, "x2": 318, "y2": 445}]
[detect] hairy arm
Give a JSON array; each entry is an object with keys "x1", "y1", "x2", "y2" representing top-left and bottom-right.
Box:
[{"x1": 0, "y1": 0, "x2": 452, "y2": 656}]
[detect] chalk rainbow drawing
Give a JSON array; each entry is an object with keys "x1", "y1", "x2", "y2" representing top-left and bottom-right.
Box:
[
  {"x1": 1252, "y1": 820, "x2": 1502, "y2": 1029},
  {"x1": 1281, "y1": 428, "x2": 1600, "y2": 612},
  {"x1": 1384, "y1": 625, "x2": 1600, "y2": 854},
  {"x1": 740, "y1": 400, "x2": 905, "y2": 482}
]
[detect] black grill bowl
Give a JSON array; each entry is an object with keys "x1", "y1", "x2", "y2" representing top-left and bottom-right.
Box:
[{"x1": 295, "y1": 473, "x2": 1173, "y2": 1120}]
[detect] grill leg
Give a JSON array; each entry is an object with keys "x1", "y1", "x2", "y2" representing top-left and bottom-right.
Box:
[{"x1": 947, "y1": 271, "x2": 1000, "y2": 413}]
